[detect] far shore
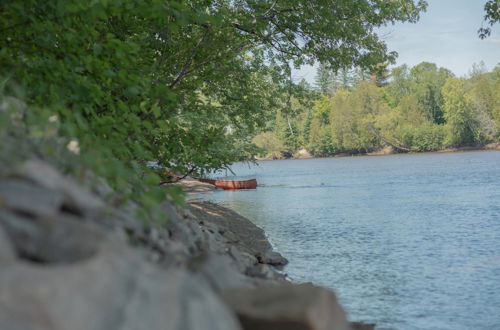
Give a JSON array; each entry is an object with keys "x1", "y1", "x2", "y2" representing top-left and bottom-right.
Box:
[{"x1": 256, "y1": 142, "x2": 500, "y2": 161}]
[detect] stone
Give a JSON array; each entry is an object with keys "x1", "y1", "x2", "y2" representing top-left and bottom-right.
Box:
[
  {"x1": 259, "y1": 250, "x2": 289, "y2": 267},
  {"x1": 188, "y1": 202, "x2": 288, "y2": 265},
  {"x1": 158, "y1": 239, "x2": 191, "y2": 267},
  {"x1": 0, "y1": 179, "x2": 64, "y2": 218},
  {"x1": 165, "y1": 203, "x2": 205, "y2": 255},
  {"x1": 295, "y1": 148, "x2": 312, "y2": 159},
  {"x1": 187, "y1": 201, "x2": 272, "y2": 255},
  {"x1": 85, "y1": 172, "x2": 114, "y2": 199},
  {"x1": 221, "y1": 283, "x2": 349, "y2": 330},
  {"x1": 19, "y1": 160, "x2": 104, "y2": 218},
  {"x1": 350, "y1": 322, "x2": 376, "y2": 330},
  {"x1": 119, "y1": 267, "x2": 243, "y2": 330},
  {"x1": 193, "y1": 254, "x2": 252, "y2": 292},
  {"x1": 162, "y1": 200, "x2": 183, "y2": 223},
  {"x1": 0, "y1": 234, "x2": 242, "y2": 330},
  {"x1": 245, "y1": 263, "x2": 286, "y2": 281},
  {"x1": 229, "y1": 246, "x2": 258, "y2": 273},
  {"x1": 200, "y1": 222, "x2": 229, "y2": 255},
  {"x1": 110, "y1": 208, "x2": 144, "y2": 234},
  {"x1": 0, "y1": 210, "x2": 104, "y2": 263},
  {"x1": 0, "y1": 226, "x2": 15, "y2": 263}
]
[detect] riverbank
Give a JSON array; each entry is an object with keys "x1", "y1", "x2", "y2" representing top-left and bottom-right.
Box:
[
  {"x1": 0, "y1": 96, "x2": 373, "y2": 329},
  {"x1": 256, "y1": 142, "x2": 500, "y2": 161},
  {"x1": 0, "y1": 158, "x2": 373, "y2": 329}
]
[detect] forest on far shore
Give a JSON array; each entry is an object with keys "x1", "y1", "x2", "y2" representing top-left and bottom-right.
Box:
[{"x1": 253, "y1": 61, "x2": 500, "y2": 159}]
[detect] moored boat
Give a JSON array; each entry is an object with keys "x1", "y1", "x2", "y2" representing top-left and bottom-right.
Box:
[{"x1": 198, "y1": 178, "x2": 257, "y2": 190}]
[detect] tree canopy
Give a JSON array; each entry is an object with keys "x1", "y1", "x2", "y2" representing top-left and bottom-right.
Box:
[
  {"x1": 1, "y1": 0, "x2": 428, "y2": 178},
  {"x1": 253, "y1": 62, "x2": 500, "y2": 158},
  {"x1": 479, "y1": 0, "x2": 500, "y2": 39}
]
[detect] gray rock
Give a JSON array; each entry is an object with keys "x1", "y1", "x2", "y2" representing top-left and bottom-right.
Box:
[
  {"x1": 221, "y1": 229, "x2": 240, "y2": 244},
  {"x1": 193, "y1": 254, "x2": 252, "y2": 292},
  {"x1": 162, "y1": 200, "x2": 182, "y2": 221},
  {"x1": 245, "y1": 263, "x2": 286, "y2": 281},
  {"x1": 0, "y1": 179, "x2": 64, "y2": 218},
  {"x1": 221, "y1": 283, "x2": 349, "y2": 330},
  {"x1": 165, "y1": 203, "x2": 205, "y2": 255},
  {"x1": 259, "y1": 250, "x2": 289, "y2": 267},
  {"x1": 158, "y1": 239, "x2": 191, "y2": 267},
  {"x1": 84, "y1": 172, "x2": 115, "y2": 199},
  {"x1": 119, "y1": 267, "x2": 243, "y2": 330},
  {"x1": 350, "y1": 322, "x2": 376, "y2": 330},
  {"x1": 19, "y1": 160, "x2": 104, "y2": 218},
  {"x1": 0, "y1": 226, "x2": 15, "y2": 263},
  {"x1": 200, "y1": 223, "x2": 228, "y2": 255},
  {"x1": 188, "y1": 202, "x2": 272, "y2": 257},
  {"x1": 109, "y1": 208, "x2": 144, "y2": 234},
  {"x1": 0, "y1": 210, "x2": 104, "y2": 263},
  {"x1": 0, "y1": 235, "x2": 242, "y2": 330},
  {"x1": 229, "y1": 246, "x2": 258, "y2": 273},
  {"x1": 187, "y1": 202, "x2": 288, "y2": 266}
]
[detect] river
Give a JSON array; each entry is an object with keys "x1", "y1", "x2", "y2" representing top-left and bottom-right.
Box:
[{"x1": 199, "y1": 151, "x2": 500, "y2": 330}]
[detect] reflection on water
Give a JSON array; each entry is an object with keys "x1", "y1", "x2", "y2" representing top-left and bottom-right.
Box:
[{"x1": 201, "y1": 151, "x2": 500, "y2": 330}]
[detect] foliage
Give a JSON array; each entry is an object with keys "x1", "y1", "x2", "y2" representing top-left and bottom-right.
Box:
[
  {"x1": 0, "y1": 0, "x2": 428, "y2": 174},
  {"x1": 0, "y1": 93, "x2": 179, "y2": 225},
  {"x1": 467, "y1": 64, "x2": 500, "y2": 139},
  {"x1": 308, "y1": 125, "x2": 336, "y2": 156},
  {"x1": 442, "y1": 78, "x2": 476, "y2": 146},
  {"x1": 311, "y1": 95, "x2": 331, "y2": 124},
  {"x1": 384, "y1": 64, "x2": 411, "y2": 107},
  {"x1": 315, "y1": 63, "x2": 335, "y2": 95},
  {"x1": 479, "y1": 0, "x2": 500, "y2": 39},
  {"x1": 314, "y1": 64, "x2": 371, "y2": 95},
  {"x1": 408, "y1": 62, "x2": 453, "y2": 124},
  {"x1": 258, "y1": 61, "x2": 499, "y2": 157},
  {"x1": 252, "y1": 132, "x2": 285, "y2": 159},
  {"x1": 408, "y1": 122, "x2": 446, "y2": 151}
]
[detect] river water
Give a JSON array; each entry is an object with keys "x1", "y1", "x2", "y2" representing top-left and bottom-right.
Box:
[{"x1": 199, "y1": 151, "x2": 500, "y2": 330}]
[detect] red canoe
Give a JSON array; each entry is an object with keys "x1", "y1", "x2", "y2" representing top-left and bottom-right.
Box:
[{"x1": 198, "y1": 178, "x2": 257, "y2": 190}]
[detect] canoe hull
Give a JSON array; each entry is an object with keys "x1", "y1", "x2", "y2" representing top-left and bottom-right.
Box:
[{"x1": 198, "y1": 178, "x2": 257, "y2": 190}]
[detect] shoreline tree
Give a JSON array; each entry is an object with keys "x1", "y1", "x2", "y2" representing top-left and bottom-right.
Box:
[
  {"x1": 257, "y1": 61, "x2": 499, "y2": 158},
  {"x1": 1, "y1": 0, "x2": 428, "y2": 177}
]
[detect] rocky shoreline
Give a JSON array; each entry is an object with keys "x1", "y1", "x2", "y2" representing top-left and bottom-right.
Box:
[
  {"x1": 0, "y1": 157, "x2": 377, "y2": 329},
  {"x1": 0, "y1": 95, "x2": 374, "y2": 330}
]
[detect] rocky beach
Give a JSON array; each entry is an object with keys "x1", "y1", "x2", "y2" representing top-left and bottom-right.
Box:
[{"x1": 0, "y1": 162, "x2": 374, "y2": 330}]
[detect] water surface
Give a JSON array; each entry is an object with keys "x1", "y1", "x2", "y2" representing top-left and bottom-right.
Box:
[{"x1": 200, "y1": 151, "x2": 500, "y2": 330}]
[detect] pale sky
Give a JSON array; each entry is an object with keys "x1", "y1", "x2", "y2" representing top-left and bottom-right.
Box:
[{"x1": 293, "y1": 0, "x2": 500, "y2": 84}]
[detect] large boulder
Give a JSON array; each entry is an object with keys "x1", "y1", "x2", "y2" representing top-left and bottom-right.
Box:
[
  {"x1": 192, "y1": 254, "x2": 252, "y2": 292},
  {"x1": 0, "y1": 234, "x2": 242, "y2": 330},
  {"x1": 0, "y1": 209, "x2": 105, "y2": 263},
  {"x1": 0, "y1": 179, "x2": 64, "y2": 218},
  {"x1": 18, "y1": 160, "x2": 104, "y2": 218},
  {"x1": 221, "y1": 283, "x2": 349, "y2": 330}
]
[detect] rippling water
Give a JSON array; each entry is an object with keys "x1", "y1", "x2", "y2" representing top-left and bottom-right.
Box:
[{"x1": 199, "y1": 151, "x2": 500, "y2": 330}]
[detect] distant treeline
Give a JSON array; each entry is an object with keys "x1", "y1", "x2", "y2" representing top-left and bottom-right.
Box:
[{"x1": 253, "y1": 62, "x2": 500, "y2": 158}]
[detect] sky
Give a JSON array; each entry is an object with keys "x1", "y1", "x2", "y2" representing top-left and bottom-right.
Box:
[{"x1": 292, "y1": 0, "x2": 500, "y2": 84}]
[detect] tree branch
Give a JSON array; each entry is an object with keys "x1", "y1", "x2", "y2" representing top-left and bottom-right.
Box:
[{"x1": 168, "y1": 27, "x2": 210, "y2": 89}]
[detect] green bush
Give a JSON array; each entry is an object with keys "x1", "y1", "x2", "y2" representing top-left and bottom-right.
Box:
[{"x1": 411, "y1": 123, "x2": 446, "y2": 151}]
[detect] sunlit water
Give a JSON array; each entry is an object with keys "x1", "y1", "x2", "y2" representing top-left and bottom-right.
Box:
[{"x1": 198, "y1": 151, "x2": 500, "y2": 330}]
